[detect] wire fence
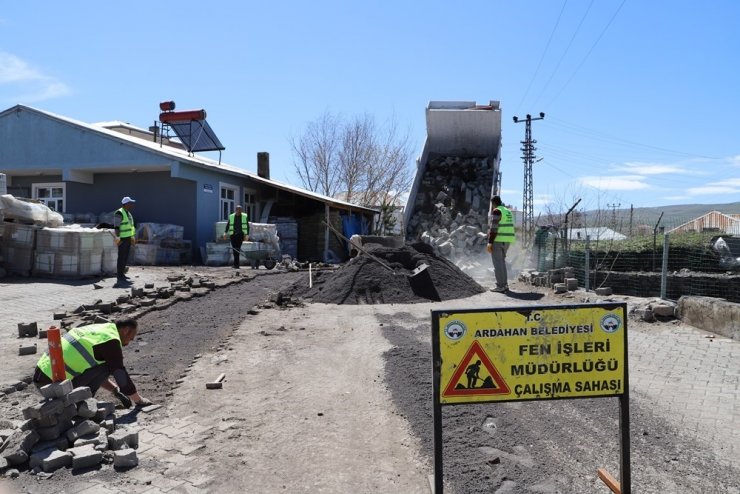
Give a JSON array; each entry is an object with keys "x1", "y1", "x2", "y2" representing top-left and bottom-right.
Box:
[{"x1": 528, "y1": 213, "x2": 740, "y2": 303}]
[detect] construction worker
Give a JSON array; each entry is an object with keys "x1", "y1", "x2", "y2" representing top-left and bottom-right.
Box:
[
  {"x1": 223, "y1": 205, "x2": 249, "y2": 269},
  {"x1": 486, "y1": 196, "x2": 515, "y2": 292},
  {"x1": 114, "y1": 196, "x2": 136, "y2": 284},
  {"x1": 32, "y1": 318, "x2": 152, "y2": 408}
]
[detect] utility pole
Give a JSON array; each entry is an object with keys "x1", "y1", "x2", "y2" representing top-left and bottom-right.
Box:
[
  {"x1": 629, "y1": 204, "x2": 634, "y2": 237},
  {"x1": 607, "y1": 203, "x2": 621, "y2": 231},
  {"x1": 513, "y1": 112, "x2": 545, "y2": 246}
]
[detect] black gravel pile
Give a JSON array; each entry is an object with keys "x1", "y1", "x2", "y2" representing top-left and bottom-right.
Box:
[{"x1": 290, "y1": 243, "x2": 485, "y2": 304}]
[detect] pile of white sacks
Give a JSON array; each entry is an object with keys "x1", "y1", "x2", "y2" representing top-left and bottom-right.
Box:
[{"x1": 406, "y1": 155, "x2": 494, "y2": 261}]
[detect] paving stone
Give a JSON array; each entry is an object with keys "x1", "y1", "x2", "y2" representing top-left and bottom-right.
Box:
[
  {"x1": 141, "y1": 404, "x2": 163, "y2": 413},
  {"x1": 1, "y1": 429, "x2": 40, "y2": 465},
  {"x1": 74, "y1": 429, "x2": 107, "y2": 449},
  {"x1": 37, "y1": 419, "x2": 73, "y2": 441},
  {"x1": 95, "y1": 401, "x2": 116, "y2": 421},
  {"x1": 68, "y1": 444, "x2": 103, "y2": 469},
  {"x1": 23, "y1": 397, "x2": 65, "y2": 420},
  {"x1": 77, "y1": 398, "x2": 98, "y2": 419},
  {"x1": 102, "y1": 418, "x2": 116, "y2": 435},
  {"x1": 17, "y1": 322, "x2": 38, "y2": 337},
  {"x1": 108, "y1": 429, "x2": 139, "y2": 450},
  {"x1": 30, "y1": 437, "x2": 68, "y2": 454},
  {"x1": 35, "y1": 412, "x2": 59, "y2": 428},
  {"x1": 60, "y1": 403, "x2": 78, "y2": 422},
  {"x1": 38, "y1": 328, "x2": 49, "y2": 339},
  {"x1": 595, "y1": 287, "x2": 613, "y2": 296},
  {"x1": 18, "y1": 343, "x2": 38, "y2": 355},
  {"x1": 29, "y1": 447, "x2": 55, "y2": 469},
  {"x1": 41, "y1": 448, "x2": 73, "y2": 472},
  {"x1": 39, "y1": 379, "x2": 73, "y2": 399},
  {"x1": 65, "y1": 386, "x2": 93, "y2": 405},
  {"x1": 113, "y1": 447, "x2": 138, "y2": 468},
  {"x1": 66, "y1": 420, "x2": 100, "y2": 443}
]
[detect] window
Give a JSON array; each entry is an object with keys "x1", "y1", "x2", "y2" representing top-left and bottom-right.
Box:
[
  {"x1": 244, "y1": 190, "x2": 256, "y2": 222},
  {"x1": 219, "y1": 183, "x2": 238, "y2": 220},
  {"x1": 33, "y1": 183, "x2": 66, "y2": 213}
]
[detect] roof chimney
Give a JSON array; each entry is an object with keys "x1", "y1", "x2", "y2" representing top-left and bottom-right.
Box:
[{"x1": 257, "y1": 152, "x2": 270, "y2": 180}]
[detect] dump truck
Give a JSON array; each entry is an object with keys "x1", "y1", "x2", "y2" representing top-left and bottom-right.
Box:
[{"x1": 404, "y1": 100, "x2": 502, "y2": 262}]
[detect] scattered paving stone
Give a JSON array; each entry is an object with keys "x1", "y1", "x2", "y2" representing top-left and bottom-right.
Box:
[
  {"x1": 23, "y1": 398, "x2": 65, "y2": 420},
  {"x1": 37, "y1": 329, "x2": 49, "y2": 339},
  {"x1": 113, "y1": 447, "x2": 138, "y2": 468},
  {"x1": 18, "y1": 343, "x2": 38, "y2": 355},
  {"x1": 53, "y1": 312, "x2": 66, "y2": 320},
  {"x1": 595, "y1": 287, "x2": 613, "y2": 296},
  {"x1": 140, "y1": 404, "x2": 163, "y2": 413},
  {"x1": 76, "y1": 398, "x2": 98, "y2": 419},
  {"x1": 17, "y1": 322, "x2": 39, "y2": 337},
  {"x1": 108, "y1": 429, "x2": 139, "y2": 450},
  {"x1": 65, "y1": 386, "x2": 93, "y2": 405},
  {"x1": 66, "y1": 420, "x2": 100, "y2": 443},
  {"x1": 68, "y1": 444, "x2": 103, "y2": 469},
  {"x1": 36, "y1": 419, "x2": 73, "y2": 441},
  {"x1": 1, "y1": 430, "x2": 40, "y2": 465}
]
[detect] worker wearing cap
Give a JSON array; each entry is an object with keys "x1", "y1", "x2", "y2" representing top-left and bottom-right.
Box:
[
  {"x1": 33, "y1": 318, "x2": 152, "y2": 408},
  {"x1": 223, "y1": 205, "x2": 249, "y2": 268},
  {"x1": 486, "y1": 196, "x2": 515, "y2": 292},
  {"x1": 115, "y1": 196, "x2": 136, "y2": 284}
]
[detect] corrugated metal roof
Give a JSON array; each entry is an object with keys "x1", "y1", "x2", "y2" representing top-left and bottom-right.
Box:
[{"x1": 1, "y1": 105, "x2": 377, "y2": 214}]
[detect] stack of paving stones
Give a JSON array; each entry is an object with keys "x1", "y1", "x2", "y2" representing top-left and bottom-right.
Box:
[
  {"x1": 0, "y1": 379, "x2": 139, "y2": 475},
  {"x1": 406, "y1": 155, "x2": 494, "y2": 262}
]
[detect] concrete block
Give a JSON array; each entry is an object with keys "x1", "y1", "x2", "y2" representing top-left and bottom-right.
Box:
[
  {"x1": 77, "y1": 398, "x2": 98, "y2": 419},
  {"x1": 36, "y1": 419, "x2": 73, "y2": 441},
  {"x1": 23, "y1": 398, "x2": 65, "y2": 420},
  {"x1": 65, "y1": 386, "x2": 93, "y2": 405},
  {"x1": 553, "y1": 283, "x2": 567, "y2": 294},
  {"x1": 42, "y1": 449, "x2": 72, "y2": 472},
  {"x1": 565, "y1": 278, "x2": 579, "y2": 291},
  {"x1": 102, "y1": 418, "x2": 115, "y2": 435},
  {"x1": 652, "y1": 303, "x2": 676, "y2": 318},
  {"x1": 53, "y1": 312, "x2": 66, "y2": 320},
  {"x1": 595, "y1": 287, "x2": 613, "y2": 296},
  {"x1": 113, "y1": 447, "x2": 138, "y2": 468},
  {"x1": 68, "y1": 444, "x2": 103, "y2": 469},
  {"x1": 74, "y1": 430, "x2": 107, "y2": 449},
  {"x1": 18, "y1": 343, "x2": 37, "y2": 355},
  {"x1": 38, "y1": 329, "x2": 48, "y2": 339},
  {"x1": 17, "y1": 322, "x2": 38, "y2": 338},
  {"x1": 35, "y1": 412, "x2": 58, "y2": 428},
  {"x1": 108, "y1": 429, "x2": 138, "y2": 450},
  {"x1": 31, "y1": 437, "x2": 68, "y2": 454},
  {"x1": 60, "y1": 403, "x2": 78, "y2": 422},
  {"x1": 1, "y1": 430, "x2": 40, "y2": 465},
  {"x1": 94, "y1": 401, "x2": 116, "y2": 421},
  {"x1": 66, "y1": 420, "x2": 100, "y2": 443},
  {"x1": 39, "y1": 380, "x2": 73, "y2": 399}
]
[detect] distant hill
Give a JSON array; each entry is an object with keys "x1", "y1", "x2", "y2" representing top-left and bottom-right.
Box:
[{"x1": 534, "y1": 201, "x2": 740, "y2": 231}]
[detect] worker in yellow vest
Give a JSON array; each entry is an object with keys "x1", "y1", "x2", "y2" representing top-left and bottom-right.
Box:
[
  {"x1": 486, "y1": 196, "x2": 516, "y2": 292},
  {"x1": 114, "y1": 196, "x2": 137, "y2": 284},
  {"x1": 33, "y1": 318, "x2": 152, "y2": 408},
  {"x1": 223, "y1": 205, "x2": 250, "y2": 268}
]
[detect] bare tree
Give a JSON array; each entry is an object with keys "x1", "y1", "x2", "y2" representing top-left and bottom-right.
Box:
[
  {"x1": 290, "y1": 112, "x2": 341, "y2": 197},
  {"x1": 290, "y1": 111, "x2": 413, "y2": 209}
]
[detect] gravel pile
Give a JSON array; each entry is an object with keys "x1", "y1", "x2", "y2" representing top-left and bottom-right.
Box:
[{"x1": 290, "y1": 243, "x2": 485, "y2": 304}]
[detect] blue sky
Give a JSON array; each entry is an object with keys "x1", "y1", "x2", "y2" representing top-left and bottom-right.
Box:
[{"x1": 1, "y1": 1, "x2": 739, "y2": 215}]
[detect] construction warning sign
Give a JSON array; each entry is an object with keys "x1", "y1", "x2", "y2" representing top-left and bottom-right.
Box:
[{"x1": 432, "y1": 303, "x2": 627, "y2": 405}]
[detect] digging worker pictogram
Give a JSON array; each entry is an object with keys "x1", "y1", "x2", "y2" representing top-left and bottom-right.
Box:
[
  {"x1": 223, "y1": 205, "x2": 250, "y2": 269},
  {"x1": 114, "y1": 196, "x2": 136, "y2": 285},
  {"x1": 466, "y1": 360, "x2": 482, "y2": 389},
  {"x1": 486, "y1": 195, "x2": 515, "y2": 292},
  {"x1": 32, "y1": 318, "x2": 152, "y2": 408}
]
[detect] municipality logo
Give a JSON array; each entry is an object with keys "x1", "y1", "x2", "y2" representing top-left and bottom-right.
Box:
[
  {"x1": 600, "y1": 314, "x2": 622, "y2": 333},
  {"x1": 444, "y1": 321, "x2": 467, "y2": 340}
]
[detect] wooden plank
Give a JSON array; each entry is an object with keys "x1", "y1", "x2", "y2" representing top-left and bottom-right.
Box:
[{"x1": 597, "y1": 468, "x2": 621, "y2": 494}]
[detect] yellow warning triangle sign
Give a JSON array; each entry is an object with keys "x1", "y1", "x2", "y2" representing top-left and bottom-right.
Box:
[{"x1": 443, "y1": 341, "x2": 510, "y2": 397}]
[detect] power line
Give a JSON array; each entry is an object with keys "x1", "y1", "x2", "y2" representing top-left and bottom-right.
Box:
[
  {"x1": 532, "y1": 0, "x2": 595, "y2": 107},
  {"x1": 546, "y1": 0, "x2": 628, "y2": 108},
  {"x1": 515, "y1": 0, "x2": 569, "y2": 113}
]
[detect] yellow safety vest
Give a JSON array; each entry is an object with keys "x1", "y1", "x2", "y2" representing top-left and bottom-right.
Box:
[
  {"x1": 495, "y1": 205, "x2": 516, "y2": 243},
  {"x1": 116, "y1": 208, "x2": 135, "y2": 238},
  {"x1": 37, "y1": 323, "x2": 121, "y2": 380},
  {"x1": 227, "y1": 212, "x2": 249, "y2": 235}
]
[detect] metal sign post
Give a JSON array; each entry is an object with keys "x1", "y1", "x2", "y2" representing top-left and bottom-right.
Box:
[{"x1": 431, "y1": 303, "x2": 630, "y2": 494}]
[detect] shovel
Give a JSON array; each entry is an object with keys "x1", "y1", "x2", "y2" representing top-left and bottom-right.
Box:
[{"x1": 321, "y1": 221, "x2": 429, "y2": 279}]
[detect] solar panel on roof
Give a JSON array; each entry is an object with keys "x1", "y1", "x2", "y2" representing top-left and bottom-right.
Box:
[{"x1": 167, "y1": 119, "x2": 225, "y2": 152}]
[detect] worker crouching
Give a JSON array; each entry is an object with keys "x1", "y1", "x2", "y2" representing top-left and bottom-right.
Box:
[{"x1": 33, "y1": 318, "x2": 152, "y2": 408}]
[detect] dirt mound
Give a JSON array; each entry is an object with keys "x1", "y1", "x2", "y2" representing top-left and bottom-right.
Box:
[{"x1": 290, "y1": 243, "x2": 485, "y2": 304}]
